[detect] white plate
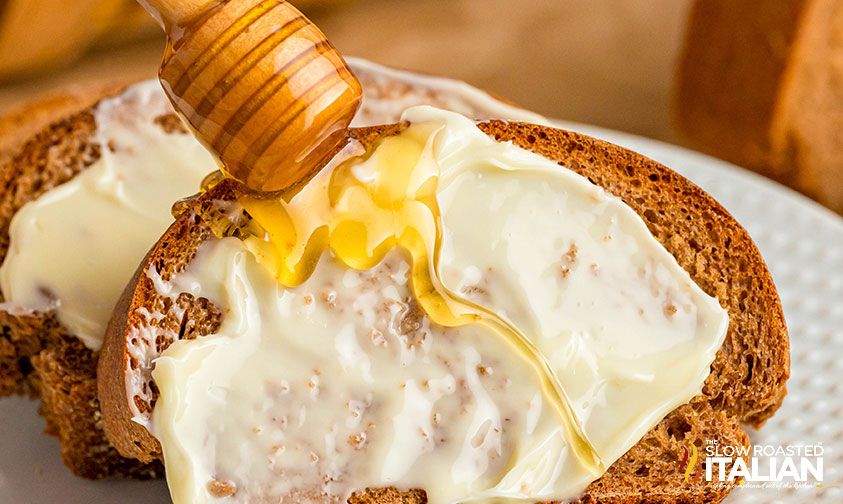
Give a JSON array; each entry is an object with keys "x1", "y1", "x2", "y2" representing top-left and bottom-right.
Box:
[{"x1": 1, "y1": 124, "x2": 840, "y2": 503}]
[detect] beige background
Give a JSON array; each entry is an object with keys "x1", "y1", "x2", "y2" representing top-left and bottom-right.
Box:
[{"x1": 0, "y1": 0, "x2": 694, "y2": 143}]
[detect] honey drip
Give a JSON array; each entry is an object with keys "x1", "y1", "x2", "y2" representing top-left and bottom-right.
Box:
[{"x1": 221, "y1": 125, "x2": 606, "y2": 478}]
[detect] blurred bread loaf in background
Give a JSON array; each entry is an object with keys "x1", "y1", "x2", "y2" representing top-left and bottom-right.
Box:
[
  {"x1": 0, "y1": 0, "x2": 154, "y2": 79},
  {"x1": 1, "y1": 0, "x2": 842, "y2": 214},
  {"x1": 677, "y1": 0, "x2": 843, "y2": 213}
]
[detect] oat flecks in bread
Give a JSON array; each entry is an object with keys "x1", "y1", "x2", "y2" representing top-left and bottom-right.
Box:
[
  {"x1": 677, "y1": 0, "x2": 843, "y2": 213},
  {"x1": 100, "y1": 122, "x2": 788, "y2": 503}
]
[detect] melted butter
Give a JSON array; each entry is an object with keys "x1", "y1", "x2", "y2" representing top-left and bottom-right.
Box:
[
  {"x1": 149, "y1": 107, "x2": 729, "y2": 503},
  {"x1": 152, "y1": 241, "x2": 598, "y2": 503},
  {"x1": 0, "y1": 82, "x2": 217, "y2": 349},
  {"x1": 238, "y1": 120, "x2": 602, "y2": 477}
]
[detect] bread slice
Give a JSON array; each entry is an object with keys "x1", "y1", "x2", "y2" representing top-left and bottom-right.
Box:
[
  {"x1": 100, "y1": 120, "x2": 789, "y2": 503},
  {"x1": 0, "y1": 58, "x2": 548, "y2": 480},
  {"x1": 0, "y1": 85, "x2": 167, "y2": 479},
  {"x1": 0, "y1": 81, "x2": 140, "y2": 408},
  {"x1": 676, "y1": 0, "x2": 843, "y2": 213}
]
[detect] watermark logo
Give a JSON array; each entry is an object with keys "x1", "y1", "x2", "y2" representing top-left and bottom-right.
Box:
[
  {"x1": 679, "y1": 444, "x2": 702, "y2": 484},
  {"x1": 678, "y1": 440, "x2": 824, "y2": 490}
]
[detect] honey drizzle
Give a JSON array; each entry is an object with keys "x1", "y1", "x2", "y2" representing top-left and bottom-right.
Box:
[
  {"x1": 139, "y1": 0, "x2": 603, "y2": 490},
  {"x1": 225, "y1": 127, "x2": 605, "y2": 478}
]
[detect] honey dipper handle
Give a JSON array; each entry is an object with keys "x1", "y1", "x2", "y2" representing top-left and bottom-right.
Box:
[
  {"x1": 138, "y1": 0, "x2": 214, "y2": 33},
  {"x1": 154, "y1": 0, "x2": 363, "y2": 192}
]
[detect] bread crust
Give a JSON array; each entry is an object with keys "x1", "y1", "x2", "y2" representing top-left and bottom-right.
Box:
[
  {"x1": 0, "y1": 82, "x2": 130, "y2": 165},
  {"x1": 100, "y1": 121, "x2": 788, "y2": 503},
  {"x1": 0, "y1": 92, "x2": 105, "y2": 395}
]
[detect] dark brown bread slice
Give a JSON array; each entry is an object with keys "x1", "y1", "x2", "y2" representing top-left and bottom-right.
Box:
[
  {"x1": 100, "y1": 122, "x2": 789, "y2": 503},
  {"x1": 0, "y1": 95, "x2": 164, "y2": 479},
  {"x1": 0, "y1": 60, "x2": 540, "y2": 402}
]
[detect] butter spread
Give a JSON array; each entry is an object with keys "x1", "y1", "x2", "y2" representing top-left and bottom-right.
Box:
[
  {"x1": 147, "y1": 107, "x2": 729, "y2": 503},
  {"x1": 0, "y1": 81, "x2": 217, "y2": 349}
]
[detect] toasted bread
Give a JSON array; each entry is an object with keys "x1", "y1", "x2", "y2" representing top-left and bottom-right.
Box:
[
  {"x1": 0, "y1": 85, "x2": 169, "y2": 479},
  {"x1": 100, "y1": 120, "x2": 789, "y2": 503}
]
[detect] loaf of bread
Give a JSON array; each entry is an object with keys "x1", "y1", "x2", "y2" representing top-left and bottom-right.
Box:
[
  {"x1": 677, "y1": 0, "x2": 843, "y2": 213},
  {"x1": 99, "y1": 119, "x2": 789, "y2": 503}
]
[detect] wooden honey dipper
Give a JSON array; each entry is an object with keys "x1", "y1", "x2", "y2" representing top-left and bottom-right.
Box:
[{"x1": 139, "y1": 0, "x2": 362, "y2": 192}]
